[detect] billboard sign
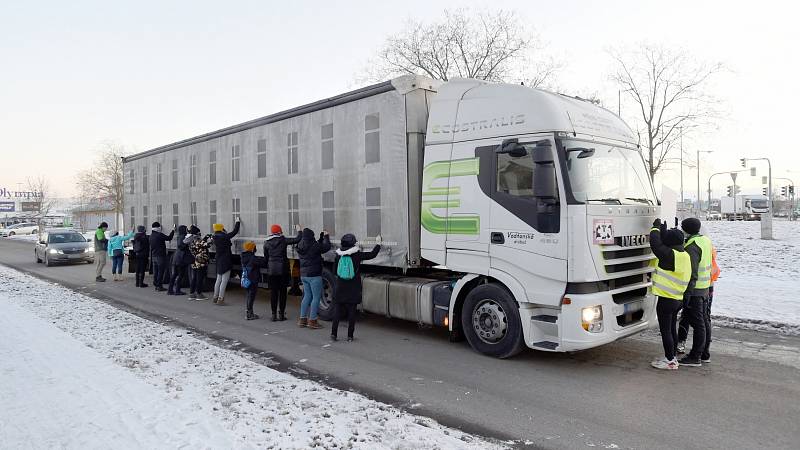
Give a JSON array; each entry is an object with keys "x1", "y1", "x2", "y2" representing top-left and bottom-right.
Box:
[
  {"x1": 0, "y1": 201, "x2": 15, "y2": 212},
  {"x1": 21, "y1": 202, "x2": 41, "y2": 212}
]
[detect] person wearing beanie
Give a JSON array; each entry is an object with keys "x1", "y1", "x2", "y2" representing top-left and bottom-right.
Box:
[
  {"x1": 149, "y1": 221, "x2": 175, "y2": 292},
  {"x1": 675, "y1": 217, "x2": 714, "y2": 366},
  {"x1": 211, "y1": 218, "x2": 241, "y2": 305},
  {"x1": 167, "y1": 225, "x2": 191, "y2": 295},
  {"x1": 263, "y1": 224, "x2": 302, "y2": 321},
  {"x1": 185, "y1": 226, "x2": 212, "y2": 300},
  {"x1": 648, "y1": 219, "x2": 692, "y2": 370},
  {"x1": 107, "y1": 227, "x2": 135, "y2": 281},
  {"x1": 240, "y1": 241, "x2": 265, "y2": 320},
  {"x1": 296, "y1": 228, "x2": 332, "y2": 329},
  {"x1": 331, "y1": 233, "x2": 381, "y2": 342},
  {"x1": 132, "y1": 225, "x2": 150, "y2": 288},
  {"x1": 94, "y1": 221, "x2": 109, "y2": 282}
]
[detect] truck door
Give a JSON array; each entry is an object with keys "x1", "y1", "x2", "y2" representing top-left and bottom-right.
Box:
[{"x1": 478, "y1": 136, "x2": 568, "y2": 305}]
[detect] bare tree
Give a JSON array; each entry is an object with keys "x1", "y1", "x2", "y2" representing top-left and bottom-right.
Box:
[
  {"x1": 26, "y1": 176, "x2": 57, "y2": 234},
  {"x1": 77, "y1": 141, "x2": 128, "y2": 228},
  {"x1": 610, "y1": 43, "x2": 724, "y2": 178},
  {"x1": 362, "y1": 9, "x2": 559, "y2": 87}
]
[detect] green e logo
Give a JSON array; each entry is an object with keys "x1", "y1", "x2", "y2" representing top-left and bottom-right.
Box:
[{"x1": 421, "y1": 158, "x2": 480, "y2": 235}]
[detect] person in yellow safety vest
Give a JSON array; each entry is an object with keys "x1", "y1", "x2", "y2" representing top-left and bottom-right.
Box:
[
  {"x1": 675, "y1": 218, "x2": 717, "y2": 363},
  {"x1": 673, "y1": 217, "x2": 713, "y2": 367},
  {"x1": 649, "y1": 219, "x2": 692, "y2": 370}
]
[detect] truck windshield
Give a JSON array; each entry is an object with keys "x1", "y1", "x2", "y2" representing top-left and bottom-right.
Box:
[
  {"x1": 750, "y1": 200, "x2": 768, "y2": 209},
  {"x1": 561, "y1": 139, "x2": 655, "y2": 205}
]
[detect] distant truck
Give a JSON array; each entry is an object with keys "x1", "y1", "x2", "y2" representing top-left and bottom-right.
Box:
[
  {"x1": 122, "y1": 75, "x2": 660, "y2": 358},
  {"x1": 720, "y1": 195, "x2": 769, "y2": 220}
]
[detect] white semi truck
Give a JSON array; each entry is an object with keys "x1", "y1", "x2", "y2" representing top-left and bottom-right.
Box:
[
  {"x1": 720, "y1": 195, "x2": 769, "y2": 220},
  {"x1": 123, "y1": 75, "x2": 659, "y2": 358}
]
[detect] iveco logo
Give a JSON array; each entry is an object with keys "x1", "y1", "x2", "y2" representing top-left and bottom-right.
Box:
[
  {"x1": 431, "y1": 114, "x2": 526, "y2": 134},
  {"x1": 617, "y1": 235, "x2": 649, "y2": 247}
]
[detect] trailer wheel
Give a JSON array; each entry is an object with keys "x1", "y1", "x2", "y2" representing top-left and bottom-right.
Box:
[
  {"x1": 318, "y1": 268, "x2": 337, "y2": 321},
  {"x1": 461, "y1": 283, "x2": 525, "y2": 359}
]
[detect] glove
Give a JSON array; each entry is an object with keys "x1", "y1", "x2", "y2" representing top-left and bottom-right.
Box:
[
  {"x1": 652, "y1": 218, "x2": 662, "y2": 228},
  {"x1": 660, "y1": 222, "x2": 668, "y2": 234},
  {"x1": 319, "y1": 232, "x2": 325, "y2": 240},
  {"x1": 375, "y1": 235, "x2": 382, "y2": 245},
  {"x1": 235, "y1": 216, "x2": 240, "y2": 223}
]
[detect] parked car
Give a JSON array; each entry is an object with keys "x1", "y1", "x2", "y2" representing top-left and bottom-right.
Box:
[
  {"x1": 35, "y1": 230, "x2": 95, "y2": 266},
  {"x1": 0, "y1": 222, "x2": 39, "y2": 237},
  {"x1": 705, "y1": 212, "x2": 722, "y2": 221}
]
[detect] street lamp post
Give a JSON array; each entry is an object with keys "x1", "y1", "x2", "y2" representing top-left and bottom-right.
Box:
[
  {"x1": 697, "y1": 149, "x2": 713, "y2": 211},
  {"x1": 708, "y1": 169, "x2": 749, "y2": 217},
  {"x1": 742, "y1": 157, "x2": 773, "y2": 239}
]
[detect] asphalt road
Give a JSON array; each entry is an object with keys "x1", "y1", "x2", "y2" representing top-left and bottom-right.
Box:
[{"x1": 1, "y1": 237, "x2": 798, "y2": 449}]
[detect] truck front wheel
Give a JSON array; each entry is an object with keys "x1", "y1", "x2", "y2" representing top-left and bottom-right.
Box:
[{"x1": 461, "y1": 283, "x2": 525, "y2": 359}]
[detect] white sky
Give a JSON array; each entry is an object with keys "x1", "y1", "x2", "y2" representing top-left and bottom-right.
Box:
[{"x1": 1, "y1": 0, "x2": 798, "y2": 200}]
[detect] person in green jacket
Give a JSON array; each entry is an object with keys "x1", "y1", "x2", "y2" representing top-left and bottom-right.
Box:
[
  {"x1": 94, "y1": 222, "x2": 109, "y2": 282},
  {"x1": 108, "y1": 229, "x2": 135, "y2": 281}
]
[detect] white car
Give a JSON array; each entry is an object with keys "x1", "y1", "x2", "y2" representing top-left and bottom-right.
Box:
[{"x1": 0, "y1": 222, "x2": 39, "y2": 237}]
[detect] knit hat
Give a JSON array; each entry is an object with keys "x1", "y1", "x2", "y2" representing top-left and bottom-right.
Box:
[
  {"x1": 188, "y1": 225, "x2": 200, "y2": 235},
  {"x1": 213, "y1": 223, "x2": 224, "y2": 232},
  {"x1": 270, "y1": 224, "x2": 282, "y2": 234},
  {"x1": 243, "y1": 241, "x2": 256, "y2": 252},
  {"x1": 99, "y1": 222, "x2": 108, "y2": 229},
  {"x1": 151, "y1": 221, "x2": 161, "y2": 229},
  {"x1": 662, "y1": 228, "x2": 685, "y2": 247},
  {"x1": 177, "y1": 225, "x2": 187, "y2": 235},
  {"x1": 137, "y1": 225, "x2": 146, "y2": 233},
  {"x1": 681, "y1": 217, "x2": 702, "y2": 236},
  {"x1": 340, "y1": 233, "x2": 357, "y2": 249}
]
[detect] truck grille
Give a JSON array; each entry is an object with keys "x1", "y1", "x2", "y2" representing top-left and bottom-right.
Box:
[{"x1": 598, "y1": 243, "x2": 655, "y2": 304}]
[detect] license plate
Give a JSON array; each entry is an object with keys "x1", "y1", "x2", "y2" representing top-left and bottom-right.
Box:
[
  {"x1": 624, "y1": 301, "x2": 643, "y2": 314},
  {"x1": 69, "y1": 253, "x2": 84, "y2": 259}
]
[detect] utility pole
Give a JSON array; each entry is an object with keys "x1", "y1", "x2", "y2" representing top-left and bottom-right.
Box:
[
  {"x1": 731, "y1": 172, "x2": 738, "y2": 220},
  {"x1": 742, "y1": 157, "x2": 773, "y2": 239},
  {"x1": 679, "y1": 128, "x2": 684, "y2": 204},
  {"x1": 697, "y1": 149, "x2": 713, "y2": 212}
]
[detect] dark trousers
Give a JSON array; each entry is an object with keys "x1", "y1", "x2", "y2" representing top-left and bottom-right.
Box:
[
  {"x1": 268, "y1": 275, "x2": 287, "y2": 315},
  {"x1": 331, "y1": 303, "x2": 358, "y2": 338},
  {"x1": 246, "y1": 285, "x2": 258, "y2": 314},
  {"x1": 135, "y1": 254, "x2": 149, "y2": 286},
  {"x1": 656, "y1": 296, "x2": 682, "y2": 361},
  {"x1": 190, "y1": 266, "x2": 207, "y2": 294},
  {"x1": 679, "y1": 286, "x2": 714, "y2": 359},
  {"x1": 683, "y1": 296, "x2": 707, "y2": 359},
  {"x1": 151, "y1": 256, "x2": 166, "y2": 287},
  {"x1": 168, "y1": 264, "x2": 188, "y2": 293}
]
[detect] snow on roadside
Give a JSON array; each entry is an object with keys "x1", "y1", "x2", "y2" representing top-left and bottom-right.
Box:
[
  {"x1": 0, "y1": 265, "x2": 504, "y2": 450},
  {"x1": 5, "y1": 233, "x2": 39, "y2": 242},
  {"x1": 703, "y1": 220, "x2": 800, "y2": 331}
]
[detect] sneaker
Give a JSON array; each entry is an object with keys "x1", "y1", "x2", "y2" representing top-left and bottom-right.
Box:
[
  {"x1": 279, "y1": 313, "x2": 288, "y2": 321},
  {"x1": 195, "y1": 293, "x2": 207, "y2": 300},
  {"x1": 271, "y1": 315, "x2": 279, "y2": 322},
  {"x1": 96, "y1": 276, "x2": 106, "y2": 282},
  {"x1": 701, "y1": 356, "x2": 711, "y2": 363},
  {"x1": 307, "y1": 319, "x2": 324, "y2": 330},
  {"x1": 246, "y1": 312, "x2": 260, "y2": 320},
  {"x1": 216, "y1": 298, "x2": 225, "y2": 306},
  {"x1": 677, "y1": 341, "x2": 686, "y2": 354},
  {"x1": 651, "y1": 358, "x2": 679, "y2": 370},
  {"x1": 212, "y1": 297, "x2": 219, "y2": 304},
  {"x1": 678, "y1": 356, "x2": 702, "y2": 367},
  {"x1": 174, "y1": 291, "x2": 186, "y2": 296},
  {"x1": 346, "y1": 337, "x2": 354, "y2": 342},
  {"x1": 187, "y1": 293, "x2": 197, "y2": 300},
  {"x1": 330, "y1": 334, "x2": 338, "y2": 341},
  {"x1": 139, "y1": 283, "x2": 149, "y2": 288}
]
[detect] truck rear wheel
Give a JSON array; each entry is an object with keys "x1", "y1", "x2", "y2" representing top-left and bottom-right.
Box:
[
  {"x1": 318, "y1": 267, "x2": 337, "y2": 321},
  {"x1": 461, "y1": 283, "x2": 525, "y2": 359}
]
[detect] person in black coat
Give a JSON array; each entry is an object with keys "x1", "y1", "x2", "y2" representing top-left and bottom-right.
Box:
[
  {"x1": 167, "y1": 225, "x2": 192, "y2": 295},
  {"x1": 263, "y1": 224, "x2": 302, "y2": 321},
  {"x1": 240, "y1": 241, "x2": 266, "y2": 320},
  {"x1": 132, "y1": 225, "x2": 150, "y2": 288},
  {"x1": 296, "y1": 228, "x2": 332, "y2": 328},
  {"x1": 149, "y1": 221, "x2": 175, "y2": 291},
  {"x1": 211, "y1": 218, "x2": 240, "y2": 305},
  {"x1": 331, "y1": 233, "x2": 381, "y2": 341}
]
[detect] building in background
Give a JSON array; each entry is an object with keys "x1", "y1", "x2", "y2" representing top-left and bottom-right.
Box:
[{"x1": 71, "y1": 198, "x2": 117, "y2": 232}]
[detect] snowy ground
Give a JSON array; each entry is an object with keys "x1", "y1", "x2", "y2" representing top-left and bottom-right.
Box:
[
  {"x1": 703, "y1": 219, "x2": 800, "y2": 331},
  {"x1": 0, "y1": 266, "x2": 504, "y2": 450}
]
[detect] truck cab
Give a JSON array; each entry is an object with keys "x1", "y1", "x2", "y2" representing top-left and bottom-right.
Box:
[{"x1": 421, "y1": 79, "x2": 658, "y2": 355}]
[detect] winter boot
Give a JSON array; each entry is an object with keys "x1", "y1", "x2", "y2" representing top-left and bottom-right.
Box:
[
  {"x1": 96, "y1": 276, "x2": 106, "y2": 282},
  {"x1": 212, "y1": 297, "x2": 219, "y2": 304},
  {"x1": 330, "y1": 334, "x2": 338, "y2": 341},
  {"x1": 307, "y1": 319, "x2": 323, "y2": 330},
  {"x1": 246, "y1": 311, "x2": 259, "y2": 320},
  {"x1": 174, "y1": 290, "x2": 186, "y2": 296},
  {"x1": 216, "y1": 297, "x2": 225, "y2": 306},
  {"x1": 297, "y1": 318, "x2": 308, "y2": 327},
  {"x1": 271, "y1": 314, "x2": 279, "y2": 322},
  {"x1": 187, "y1": 293, "x2": 197, "y2": 300},
  {"x1": 279, "y1": 312, "x2": 288, "y2": 321}
]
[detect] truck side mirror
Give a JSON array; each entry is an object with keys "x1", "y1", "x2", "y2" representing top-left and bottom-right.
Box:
[
  {"x1": 533, "y1": 141, "x2": 558, "y2": 201},
  {"x1": 496, "y1": 138, "x2": 528, "y2": 158}
]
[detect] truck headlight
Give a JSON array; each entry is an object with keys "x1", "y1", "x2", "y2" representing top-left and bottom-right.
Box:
[{"x1": 581, "y1": 305, "x2": 603, "y2": 333}]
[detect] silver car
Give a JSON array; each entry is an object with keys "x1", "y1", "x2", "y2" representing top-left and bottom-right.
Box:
[
  {"x1": 0, "y1": 222, "x2": 39, "y2": 237},
  {"x1": 35, "y1": 231, "x2": 95, "y2": 266}
]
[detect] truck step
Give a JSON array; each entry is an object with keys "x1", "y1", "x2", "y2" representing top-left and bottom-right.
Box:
[
  {"x1": 533, "y1": 341, "x2": 559, "y2": 350},
  {"x1": 531, "y1": 314, "x2": 558, "y2": 323}
]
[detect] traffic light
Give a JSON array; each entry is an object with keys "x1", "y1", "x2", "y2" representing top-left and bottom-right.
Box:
[
  {"x1": 740, "y1": 158, "x2": 747, "y2": 168},
  {"x1": 763, "y1": 187, "x2": 768, "y2": 196},
  {"x1": 782, "y1": 186, "x2": 788, "y2": 196},
  {"x1": 790, "y1": 186, "x2": 795, "y2": 195},
  {"x1": 726, "y1": 186, "x2": 732, "y2": 196}
]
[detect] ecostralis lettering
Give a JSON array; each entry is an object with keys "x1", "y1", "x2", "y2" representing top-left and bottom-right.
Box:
[{"x1": 432, "y1": 114, "x2": 525, "y2": 134}]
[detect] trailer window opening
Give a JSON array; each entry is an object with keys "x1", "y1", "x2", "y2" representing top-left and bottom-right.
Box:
[
  {"x1": 322, "y1": 190, "x2": 335, "y2": 234},
  {"x1": 156, "y1": 163, "x2": 163, "y2": 191},
  {"x1": 561, "y1": 139, "x2": 655, "y2": 205},
  {"x1": 142, "y1": 205, "x2": 148, "y2": 229},
  {"x1": 156, "y1": 204, "x2": 162, "y2": 224},
  {"x1": 321, "y1": 124, "x2": 334, "y2": 170},
  {"x1": 209, "y1": 150, "x2": 217, "y2": 185},
  {"x1": 128, "y1": 169, "x2": 135, "y2": 194},
  {"x1": 365, "y1": 113, "x2": 380, "y2": 164},
  {"x1": 130, "y1": 206, "x2": 135, "y2": 228},
  {"x1": 190, "y1": 201, "x2": 197, "y2": 225},
  {"x1": 209, "y1": 200, "x2": 217, "y2": 231},
  {"x1": 288, "y1": 132, "x2": 298, "y2": 175},
  {"x1": 257, "y1": 196, "x2": 268, "y2": 235},
  {"x1": 231, "y1": 198, "x2": 240, "y2": 224},
  {"x1": 171, "y1": 159, "x2": 178, "y2": 190},
  {"x1": 231, "y1": 145, "x2": 241, "y2": 182},
  {"x1": 172, "y1": 203, "x2": 179, "y2": 227},
  {"x1": 190, "y1": 154, "x2": 198, "y2": 187},
  {"x1": 366, "y1": 187, "x2": 381, "y2": 237},
  {"x1": 288, "y1": 194, "x2": 299, "y2": 231},
  {"x1": 257, "y1": 139, "x2": 267, "y2": 178},
  {"x1": 142, "y1": 166, "x2": 148, "y2": 193}
]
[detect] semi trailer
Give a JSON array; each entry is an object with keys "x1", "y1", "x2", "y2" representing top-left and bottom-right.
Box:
[{"x1": 122, "y1": 75, "x2": 659, "y2": 358}]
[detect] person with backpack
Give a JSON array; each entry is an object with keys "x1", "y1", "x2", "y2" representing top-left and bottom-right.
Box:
[
  {"x1": 94, "y1": 222, "x2": 109, "y2": 282},
  {"x1": 296, "y1": 228, "x2": 332, "y2": 329},
  {"x1": 331, "y1": 233, "x2": 381, "y2": 342},
  {"x1": 107, "y1": 228, "x2": 135, "y2": 281},
  {"x1": 240, "y1": 241, "x2": 266, "y2": 320},
  {"x1": 263, "y1": 224, "x2": 302, "y2": 321},
  {"x1": 211, "y1": 218, "x2": 240, "y2": 305},
  {"x1": 185, "y1": 225, "x2": 212, "y2": 300},
  {"x1": 167, "y1": 225, "x2": 192, "y2": 296},
  {"x1": 149, "y1": 221, "x2": 175, "y2": 292},
  {"x1": 132, "y1": 225, "x2": 150, "y2": 288}
]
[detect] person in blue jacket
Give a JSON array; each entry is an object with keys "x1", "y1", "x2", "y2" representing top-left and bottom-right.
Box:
[{"x1": 108, "y1": 228, "x2": 135, "y2": 281}]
